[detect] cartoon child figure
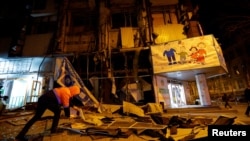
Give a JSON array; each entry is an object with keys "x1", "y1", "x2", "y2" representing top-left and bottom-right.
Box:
[
  {"x1": 163, "y1": 43, "x2": 177, "y2": 65},
  {"x1": 176, "y1": 46, "x2": 188, "y2": 64},
  {"x1": 196, "y1": 42, "x2": 206, "y2": 64},
  {"x1": 189, "y1": 42, "x2": 207, "y2": 64},
  {"x1": 189, "y1": 46, "x2": 198, "y2": 63}
]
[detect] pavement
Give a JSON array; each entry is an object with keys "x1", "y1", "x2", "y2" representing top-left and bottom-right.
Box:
[{"x1": 0, "y1": 102, "x2": 249, "y2": 141}]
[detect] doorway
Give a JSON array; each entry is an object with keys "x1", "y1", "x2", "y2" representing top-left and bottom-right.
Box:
[{"x1": 168, "y1": 82, "x2": 186, "y2": 107}]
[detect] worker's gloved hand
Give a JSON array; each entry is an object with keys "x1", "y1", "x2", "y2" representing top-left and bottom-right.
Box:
[{"x1": 64, "y1": 107, "x2": 70, "y2": 118}]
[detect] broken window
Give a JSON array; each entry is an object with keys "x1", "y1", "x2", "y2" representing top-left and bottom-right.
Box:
[{"x1": 111, "y1": 12, "x2": 138, "y2": 29}]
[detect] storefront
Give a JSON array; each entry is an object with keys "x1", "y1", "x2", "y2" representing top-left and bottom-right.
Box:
[
  {"x1": 0, "y1": 57, "x2": 98, "y2": 111},
  {"x1": 151, "y1": 34, "x2": 228, "y2": 109},
  {"x1": 0, "y1": 57, "x2": 55, "y2": 110}
]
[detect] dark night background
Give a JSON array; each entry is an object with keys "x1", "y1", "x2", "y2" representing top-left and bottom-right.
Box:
[
  {"x1": 0, "y1": 1, "x2": 28, "y2": 38},
  {"x1": 197, "y1": 0, "x2": 250, "y2": 49}
]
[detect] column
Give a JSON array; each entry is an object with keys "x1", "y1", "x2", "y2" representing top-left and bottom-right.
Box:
[{"x1": 195, "y1": 73, "x2": 211, "y2": 105}]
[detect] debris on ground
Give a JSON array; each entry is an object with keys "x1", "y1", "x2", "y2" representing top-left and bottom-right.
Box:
[{"x1": 0, "y1": 101, "x2": 243, "y2": 141}]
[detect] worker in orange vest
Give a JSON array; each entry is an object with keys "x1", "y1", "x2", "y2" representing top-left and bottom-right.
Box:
[{"x1": 16, "y1": 85, "x2": 81, "y2": 141}]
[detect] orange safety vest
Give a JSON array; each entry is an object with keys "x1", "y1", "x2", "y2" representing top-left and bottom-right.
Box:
[{"x1": 53, "y1": 86, "x2": 80, "y2": 107}]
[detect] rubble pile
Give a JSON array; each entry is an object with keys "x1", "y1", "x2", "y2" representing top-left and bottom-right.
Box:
[{"x1": 0, "y1": 101, "x2": 240, "y2": 141}]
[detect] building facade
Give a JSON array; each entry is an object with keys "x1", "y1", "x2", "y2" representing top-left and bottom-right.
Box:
[{"x1": 0, "y1": 0, "x2": 249, "y2": 106}]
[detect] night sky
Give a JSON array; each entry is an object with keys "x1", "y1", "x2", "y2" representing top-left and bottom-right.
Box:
[
  {"x1": 197, "y1": 0, "x2": 250, "y2": 49},
  {"x1": 0, "y1": 1, "x2": 27, "y2": 38}
]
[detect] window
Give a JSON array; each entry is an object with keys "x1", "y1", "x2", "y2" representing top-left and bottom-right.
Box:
[{"x1": 111, "y1": 12, "x2": 138, "y2": 29}]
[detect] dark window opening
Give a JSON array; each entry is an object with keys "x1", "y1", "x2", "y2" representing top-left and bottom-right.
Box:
[
  {"x1": 71, "y1": 13, "x2": 97, "y2": 32},
  {"x1": 72, "y1": 16, "x2": 88, "y2": 26},
  {"x1": 111, "y1": 12, "x2": 138, "y2": 29}
]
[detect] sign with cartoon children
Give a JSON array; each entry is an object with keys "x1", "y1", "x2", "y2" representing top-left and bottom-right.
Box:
[{"x1": 151, "y1": 34, "x2": 227, "y2": 74}]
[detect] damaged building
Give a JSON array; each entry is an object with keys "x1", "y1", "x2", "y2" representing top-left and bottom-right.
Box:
[
  {"x1": 0, "y1": 0, "x2": 232, "y2": 110},
  {"x1": 0, "y1": 0, "x2": 250, "y2": 141}
]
